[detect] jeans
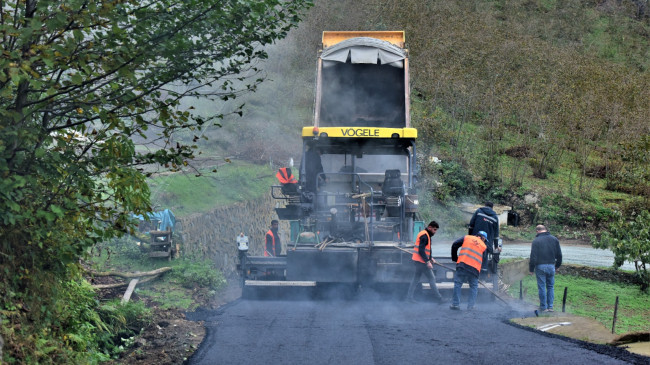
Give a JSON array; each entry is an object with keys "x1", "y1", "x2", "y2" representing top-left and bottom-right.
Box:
[
  {"x1": 535, "y1": 264, "x2": 556, "y2": 310},
  {"x1": 406, "y1": 261, "x2": 442, "y2": 300},
  {"x1": 452, "y1": 267, "x2": 479, "y2": 309}
]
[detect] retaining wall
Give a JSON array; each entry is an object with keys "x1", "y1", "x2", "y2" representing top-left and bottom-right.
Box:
[{"x1": 174, "y1": 192, "x2": 290, "y2": 276}]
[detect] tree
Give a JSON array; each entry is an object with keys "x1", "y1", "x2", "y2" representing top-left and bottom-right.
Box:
[
  {"x1": 0, "y1": 0, "x2": 312, "y2": 360},
  {"x1": 594, "y1": 210, "x2": 650, "y2": 291}
]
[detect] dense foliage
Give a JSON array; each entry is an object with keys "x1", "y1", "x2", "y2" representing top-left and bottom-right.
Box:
[
  {"x1": 595, "y1": 210, "x2": 650, "y2": 290},
  {"x1": 1, "y1": 275, "x2": 152, "y2": 363},
  {"x1": 0, "y1": 0, "x2": 312, "y2": 362}
]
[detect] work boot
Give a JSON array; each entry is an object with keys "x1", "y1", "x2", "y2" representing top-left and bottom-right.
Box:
[{"x1": 449, "y1": 304, "x2": 460, "y2": 310}]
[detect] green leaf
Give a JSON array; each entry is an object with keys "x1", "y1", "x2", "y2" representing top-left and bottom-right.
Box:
[{"x1": 71, "y1": 73, "x2": 83, "y2": 85}]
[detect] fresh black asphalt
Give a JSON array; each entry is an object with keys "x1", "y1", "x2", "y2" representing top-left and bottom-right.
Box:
[{"x1": 187, "y1": 288, "x2": 648, "y2": 364}]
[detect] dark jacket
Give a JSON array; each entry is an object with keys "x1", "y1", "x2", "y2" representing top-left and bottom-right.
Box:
[
  {"x1": 469, "y1": 206, "x2": 500, "y2": 269},
  {"x1": 266, "y1": 228, "x2": 281, "y2": 256},
  {"x1": 469, "y1": 206, "x2": 499, "y2": 246},
  {"x1": 529, "y1": 232, "x2": 562, "y2": 272}
]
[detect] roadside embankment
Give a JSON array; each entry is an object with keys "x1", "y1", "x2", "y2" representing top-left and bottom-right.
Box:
[
  {"x1": 174, "y1": 192, "x2": 285, "y2": 276},
  {"x1": 499, "y1": 260, "x2": 650, "y2": 357}
]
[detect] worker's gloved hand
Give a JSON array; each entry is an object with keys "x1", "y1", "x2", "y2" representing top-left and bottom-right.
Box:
[{"x1": 426, "y1": 261, "x2": 433, "y2": 269}]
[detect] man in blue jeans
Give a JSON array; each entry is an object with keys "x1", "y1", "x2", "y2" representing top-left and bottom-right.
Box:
[
  {"x1": 449, "y1": 231, "x2": 492, "y2": 310},
  {"x1": 529, "y1": 225, "x2": 563, "y2": 312}
]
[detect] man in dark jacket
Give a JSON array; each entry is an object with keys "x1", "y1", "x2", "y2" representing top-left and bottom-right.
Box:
[
  {"x1": 405, "y1": 221, "x2": 443, "y2": 303},
  {"x1": 529, "y1": 225, "x2": 562, "y2": 312},
  {"x1": 469, "y1": 201, "x2": 500, "y2": 270}
]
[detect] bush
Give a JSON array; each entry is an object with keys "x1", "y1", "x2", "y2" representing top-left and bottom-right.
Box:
[
  {"x1": 432, "y1": 160, "x2": 477, "y2": 202},
  {"x1": 96, "y1": 300, "x2": 152, "y2": 357},
  {"x1": 594, "y1": 210, "x2": 650, "y2": 291},
  {"x1": 537, "y1": 193, "x2": 614, "y2": 230},
  {"x1": 0, "y1": 276, "x2": 144, "y2": 364},
  {"x1": 169, "y1": 259, "x2": 226, "y2": 290}
]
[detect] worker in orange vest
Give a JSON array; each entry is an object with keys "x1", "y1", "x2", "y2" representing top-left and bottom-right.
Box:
[
  {"x1": 449, "y1": 231, "x2": 497, "y2": 310},
  {"x1": 405, "y1": 221, "x2": 444, "y2": 303},
  {"x1": 265, "y1": 220, "x2": 281, "y2": 257}
]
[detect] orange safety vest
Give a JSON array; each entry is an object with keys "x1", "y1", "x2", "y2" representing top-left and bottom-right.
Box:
[
  {"x1": 411, "y1": 230, "x2": 431, "y2": 263},
  {"x1": 276, "y1": 167, "x2": 298, "y2": 184},
  {"x1": 457, "y1": 235, "x2": 487, "y2": 273},
  {"x1": 265, "y1": 229, "x2": 276, "y2": 257}
]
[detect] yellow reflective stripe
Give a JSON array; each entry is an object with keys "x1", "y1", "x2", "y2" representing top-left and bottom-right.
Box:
[{"x1": 302, "y1": 127, "x2": 417, "y2": 139}]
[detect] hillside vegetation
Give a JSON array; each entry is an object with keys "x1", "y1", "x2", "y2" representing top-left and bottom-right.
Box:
[
  {"x1": 2, "y1": 0, "x2": 648, "y2": 363},
  {"x1": 148, "y1": 161, "x2": 276, "y2": 216},
  {"x1": 183, "y1": 0, "x2": 649, "y2": 238},
  {"x1": 151, "y1": 0, "x2": 649, "y2": 283},
  {"x1": 160, "y1": 0, "x2": 649, "y2": 287}
]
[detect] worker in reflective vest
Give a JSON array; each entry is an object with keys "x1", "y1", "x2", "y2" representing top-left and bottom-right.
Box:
[
  {"x1": 449, "y1": 231, "x2": 492, "y2": 310},
  {"x1": 276, "y1": 167, "x2": 298, "y2": 184},
  {"x1": 265, "y1": 220, "x2": 281, "y2": 257},
  {"x1": 405, "y1": 221, "x2": 444, "y2": 303},
  {"x1": 276, "y1": 167, "x2": 298, "y2": 195}
]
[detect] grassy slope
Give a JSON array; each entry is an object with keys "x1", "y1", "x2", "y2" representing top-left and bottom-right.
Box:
[{"x1": 147, "y1": 161, "x2": 277, "y2": 217}]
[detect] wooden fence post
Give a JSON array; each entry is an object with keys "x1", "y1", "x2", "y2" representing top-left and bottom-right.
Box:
[{"x1": 612, "y1": 296, "x2": 619, "y2": 334}]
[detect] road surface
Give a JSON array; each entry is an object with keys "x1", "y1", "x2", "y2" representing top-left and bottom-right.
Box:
[
  {"x1": 429, "y1": 241, "x2": 636, "y2": 271},
  {"x1": 187, "y1": 290, "x2": 646, "y2": 364}
]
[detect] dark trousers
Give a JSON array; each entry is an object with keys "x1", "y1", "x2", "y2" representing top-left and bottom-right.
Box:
[{"x1": 406, "y1": 261, "x2": 442, "y2": 300}]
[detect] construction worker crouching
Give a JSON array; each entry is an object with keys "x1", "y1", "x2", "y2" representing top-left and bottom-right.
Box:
[{"x1": 449, "y1": 231, "x2": 492, "y2": 310}]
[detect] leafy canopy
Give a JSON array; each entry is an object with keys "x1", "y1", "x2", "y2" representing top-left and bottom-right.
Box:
[
  {"x1": 1, "y1": 0, "x2": 312, "y2": 269},
  {"x1": 0, "y1": 0, "x2": 311, "y2": 360}
]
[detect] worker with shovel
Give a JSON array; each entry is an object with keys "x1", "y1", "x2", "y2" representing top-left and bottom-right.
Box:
[
  {"x1": 449, "y1": 231, "x2": 496, "y2": 310},
  {"x1": 405, "y1": 221, "x2": 444, "y2": 303}
]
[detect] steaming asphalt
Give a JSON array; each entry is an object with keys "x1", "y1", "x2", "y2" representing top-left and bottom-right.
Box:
[{"x1": 187, "y1": 289, "x2": 645, "y2": 364}]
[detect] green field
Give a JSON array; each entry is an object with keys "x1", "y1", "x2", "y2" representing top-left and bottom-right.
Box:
[
  {"x1": 147, "y1": 161, "x2": 277, "y2": 217},
  {"x1": 510, "y1": 274, "x2": 650, "y2": 334}
]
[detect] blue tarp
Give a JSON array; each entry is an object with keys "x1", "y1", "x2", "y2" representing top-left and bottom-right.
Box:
[{"x1": 132, "y1": 209, "x2": 176, "y2": 232}]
